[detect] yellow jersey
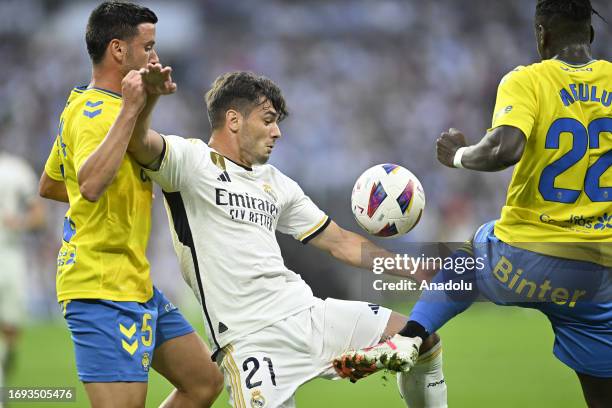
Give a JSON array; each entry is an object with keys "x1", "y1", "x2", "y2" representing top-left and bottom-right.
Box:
[
  {"x1": 45, "y1": 87, "x2": 153, "y2": 302},
  {"x1": 491, "y1": 59, "x2": 612, "y2": 264}
]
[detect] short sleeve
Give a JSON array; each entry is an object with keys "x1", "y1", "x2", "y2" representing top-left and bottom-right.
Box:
[
  {"x1": 44, "y1": 136, "x2": 64, "y2": 181},
  {"x1": 276, "y1": 178, "x2": 330, "y2": 244},
  {"x1": 489, "y1": 66, "x2": 537, "y2": 139},
  {"x1": 145, "y1": 135, "x2": 203, "y2": 192}
]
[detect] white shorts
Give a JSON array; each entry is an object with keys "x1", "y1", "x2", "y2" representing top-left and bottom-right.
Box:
[
  {"x1": 218, "y1": 297, "x2": 392, "y2": 408},
  {"x1": 0, "y1": 254, "x2": 26, "y2": 327}
]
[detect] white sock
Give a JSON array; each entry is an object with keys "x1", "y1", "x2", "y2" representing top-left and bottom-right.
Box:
[{"x1": 397, "y1": 340, "x2": 447, "y2": 408}]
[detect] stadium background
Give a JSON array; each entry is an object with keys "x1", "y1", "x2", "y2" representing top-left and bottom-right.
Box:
[{"x1": 1, "y1": 0, "x2": 609, "y2": 406}]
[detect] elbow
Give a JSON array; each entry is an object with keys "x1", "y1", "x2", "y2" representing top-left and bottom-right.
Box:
[
  {"x1": 491, "y1": 145, "x2": 521, "y2": 170},
  {"x1": 77, "y1": 169, "x2": 105, "y2": 202},
  {"x1": 126, "y1": 138, "x2": 138, "y2": 154},
  {"x1": 38, "y1": 176, "x2": 55, "y2": 199},
  {"x1": 495, "y1": 147, "x2": 523, "y2": 168},
  {"x1": 38, "y1": 183, "x2": 51, "y2": 199},
  {"x1": 79, "y1": 182, "x2": 102, "y2": 202}
]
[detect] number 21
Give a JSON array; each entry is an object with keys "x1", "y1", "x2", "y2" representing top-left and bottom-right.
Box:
[{"x1": 243, "y1": 357, "x2": 277, "y2": 389}]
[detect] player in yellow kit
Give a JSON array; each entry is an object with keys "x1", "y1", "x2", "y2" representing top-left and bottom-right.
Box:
[
  {"x1": 38, "y1": 2, "x2": 222, "y2": 407},
  {"x1": 340, "y1": 1, "x2": 611, "y2": 406}
]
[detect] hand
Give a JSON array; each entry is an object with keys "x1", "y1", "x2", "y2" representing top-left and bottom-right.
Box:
[
  {"x1": 141, "y1": 63, "x2": 177, "y2": 95},
  {"x1": 121, "y1": 70, "x2": 147, "y2": 114},
  {"x1": 436, "y1": 128, "x2": 467, "y2": 168}
]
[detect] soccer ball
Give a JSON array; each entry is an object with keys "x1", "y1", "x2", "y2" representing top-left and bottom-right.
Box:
[{"x1": 351, "y1": 164, "x2": 425, "y2": 238}]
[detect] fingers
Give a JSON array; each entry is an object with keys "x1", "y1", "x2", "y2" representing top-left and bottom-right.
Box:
[
  {"x1": 139, "y1": 63, "x2": 175, "y2": 95},
  {"x1": 435, "y1": 129, "x2": 465, "y2": 167},
  {"x1": 122, "y1": 70, "x2": 145, "y2": 90},
  {"x1": 166, "y1": 81, "x2": 177, "y2": 93},
  {"x1": 448, "y1": 127, "x2": 461, "y2": 135},
  {"x1": 143, "y1": 63, "x2": 170, "y2": 78},
  {"x1": 146, "y1": 62, "x2": 162, "y2": 72},
  {"x1": 120, "y1": 70, "x2": 147, "y2": 112}
]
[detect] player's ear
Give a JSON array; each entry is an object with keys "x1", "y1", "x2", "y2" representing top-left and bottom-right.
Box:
[
  {"x1": 226, "y1": 109, "x2": 241, "y2": 133},
  {"x1": 535, "y1": 24, "x2": 546, "y2": 56},
  {"x1": 108, "y1": 39, "x2": 127, "y2": 64}
]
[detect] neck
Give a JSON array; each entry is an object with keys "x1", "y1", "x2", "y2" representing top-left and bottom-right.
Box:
[
  {"x1": 550, "y1": 43, "x2": 592, "y2": 64},
  {"x1": 208, "y1": 132, "x2": 254, "y2": 168},
  {"x1": 89, "y1": 64, "x2": 123, "y2": 95}
]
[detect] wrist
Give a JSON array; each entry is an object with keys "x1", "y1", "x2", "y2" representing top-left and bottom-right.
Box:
[
  {"x1": 453, "y1": 147, "x2": 467, "y2": 168},
  {"x1": 120, "y1": 103, "x2": 143, "y2": 118}
]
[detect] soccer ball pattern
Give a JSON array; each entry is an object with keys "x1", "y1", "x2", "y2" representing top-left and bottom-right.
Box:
[{"x1": 351, "y1": 164, "x2": 425, "y2": 238}]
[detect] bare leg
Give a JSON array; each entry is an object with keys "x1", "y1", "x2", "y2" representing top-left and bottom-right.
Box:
[
  {"x1": 577, "y1": 371, "x2": 612, "y2": 408},
  {"x1": 153, "y1": 332, "x2": 224, "y2": 408},
  {"x1": 1, "y1": 325, "x2": 20, "y2": 375},
  {"x1": 84, "y1": 382, "x2": 148, "y2": 408}
]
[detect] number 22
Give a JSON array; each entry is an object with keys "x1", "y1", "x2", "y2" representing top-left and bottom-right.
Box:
[{"x1": 539, "y1": 117, "x2": 612, "y2": 203}]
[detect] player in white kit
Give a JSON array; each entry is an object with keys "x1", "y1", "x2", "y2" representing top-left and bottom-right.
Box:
[
  {"x1": 0, "y1": 150, "x2": 45, "y2": 395},
  {"x1": 129, "y1": 67, "x2": 447, "y2": 407}
]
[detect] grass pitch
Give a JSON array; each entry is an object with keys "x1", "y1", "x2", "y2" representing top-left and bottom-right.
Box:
[{"x1": 6, "y1": 303, "x2": 583, "y2": 407}]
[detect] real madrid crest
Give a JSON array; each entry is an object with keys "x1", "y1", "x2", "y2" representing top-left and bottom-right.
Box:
[
  {"x1": 262, "y1": 183, "x2": 278, "y2": 202},
  {"x1": 250, "y1": 389, "x2": 266, "y2": 408}
]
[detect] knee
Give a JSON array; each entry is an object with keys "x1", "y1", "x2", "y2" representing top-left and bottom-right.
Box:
[
  {"x1": 209, "y1": 369, "x2": 225, "y2": 398},
  {"x1": 190, "y1": 368, "x2": 224, "y2": 404}
]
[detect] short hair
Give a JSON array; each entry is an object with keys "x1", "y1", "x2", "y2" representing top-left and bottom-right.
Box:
[
  {"x1": 535, "y1": 0, "x2": 593, "y2": 41},
  {"x1": 205, "y1": 72, "x2": 289, "y2": 130},
  {"x1": 86, "y1": 1, "x2": 158, "y2": 64}
]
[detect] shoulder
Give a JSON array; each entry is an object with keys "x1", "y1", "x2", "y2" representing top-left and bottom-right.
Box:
[
  {"x1": 65, "y1": 89, "x2": 121, "y2": 131},
  {"x1": 163, "y1": 135, "x2": 209, "y2": 166},
  {"x1": 263, "y1": 164, "x2": 305, "y2": 196},
  {"x1": 263, "y1": 163, "x2": 294, "y2": 184},
  {"x1": 164, "y1": 134, "x2": 207, "y2": 149},
  {"x1": 499, "y1": 64, "x2": 536, "y2": 86}
]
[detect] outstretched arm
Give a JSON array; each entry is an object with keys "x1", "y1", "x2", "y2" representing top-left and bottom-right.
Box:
[
  {"x1": 127, "y1": 63, "x2": 176, "y2": 169},
  {"x1": 308, "y1": 221, "x2": 433, "y2": 283},
  {"x1": 436, "y1": 126, "x2": 526, "y2": 171}
]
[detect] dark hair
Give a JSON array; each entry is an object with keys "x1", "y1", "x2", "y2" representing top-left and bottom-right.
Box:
[
  {"x1": 205, "y1": 71, "x2": 289, "y2": 130},
  {"x1": 86, "y1": 1, "x2": 158, "y2": 64},
  {"x1": 536, "y1": 0, "x2": 593, "y2": 22},
  {"x1": 535, "y1": 0, "x2": 594, "y2": 43}
]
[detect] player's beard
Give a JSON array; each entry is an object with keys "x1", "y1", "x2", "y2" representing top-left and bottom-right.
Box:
[
  {"x1": 122, "y1": 45, "x2": 146, "y2": 77},
  {"x1": 241, "y1": 126, "x2": 271, "y2": 165},
  {"x1": 249, "y1": 147, "x2": 270, "y2": 166},
  {"x1": 253, "y1": 139, "x2": 273, "y2": 165}
]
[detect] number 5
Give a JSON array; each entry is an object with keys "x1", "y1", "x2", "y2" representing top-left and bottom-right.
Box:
[{"x1": 142, "y1": 313, "x2": 153, "y2": 347}]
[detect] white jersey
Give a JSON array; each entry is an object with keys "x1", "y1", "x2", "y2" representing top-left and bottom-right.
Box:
[
  {"x1": 146, "y1": 135, "x2": 330, "y2": 354},
  {"x1": 0, "y1": 152, "x2": 37, "y2": 259}
]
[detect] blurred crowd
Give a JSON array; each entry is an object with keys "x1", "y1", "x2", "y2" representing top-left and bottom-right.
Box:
[{"x1": 2, "y1": 0, "x2": 611, "y2": 319}]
